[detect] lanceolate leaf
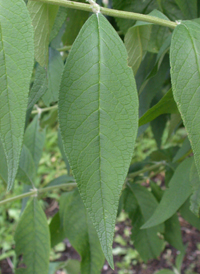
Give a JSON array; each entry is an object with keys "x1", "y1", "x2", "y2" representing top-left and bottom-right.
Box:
[
  {"x1": 170, "y1": 21, "x2": 200, "y2": 182},
  {"x1": 49, "y1": 6, "x2": 67, "y2": 42},
  {"x1": 17, "y1": 145, "x2": 36, "y2": 186},
  {"x1": 189, "y1": 161, "x2": 200, "y2": 217},
  {"x1": 59, "y1": 14, "x2": 138, "y2": 267},
  {"x1": 15, "y1": 198, "x2": 50, "y2": 274},
  {"x1": 42, "y1": 48, "x2": 64, "y2": 106},
  {"x1": 139, "y1": 89, "x2": 178, "y2": 126},
  {"x1": 27, "y1": 1, "x2": 58, "y2": 66},
  {"x1": 27, "y1": 65, "x2": 48, "y2": 110},
  {"x1": 24, "y1": 115, "x2": 46, "y2": 170},
  {"x1": 142, "y1": 157, "x2": 193, "y2": 228},
  {"x1": 124, "y1": 184, "x2": 164, "y2": 262},
  {"x1": 60, "y1": 190, "x2": 105, "y2": 274},
  {"x1": 0, "y1": 0, "x2": 34, "y2": 190}
]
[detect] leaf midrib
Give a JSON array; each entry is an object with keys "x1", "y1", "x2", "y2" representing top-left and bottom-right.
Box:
[{"x1": 97, "y1": 14, "x2": 108, "y2": 251}]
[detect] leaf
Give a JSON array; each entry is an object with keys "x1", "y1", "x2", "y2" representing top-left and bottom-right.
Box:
[
  {"x1": 49, "y1": 7, "x2": 67, "y2": 42},
  {"x1": 62, "y1": 0, "x2": 89, "y2": 46},
  {"x1": 142, "y1": 157, "x2": 193, "y2": 228},
  {"x1": 65, "y1": 259, "x2": 81, "y2": 274},
  {"x1": 125, "y1": 23, "x2": 152, "y2": 75},
  {"x1": 58, "y1": 14, "x2": 138, "y2": 267},
  {"x1": 189, "y1": 161, "x2": 200, "y2": 217},
  {"x1": 27, "y1": 1, "x2": 58, "y2": 66},
  {"x1": 154, "y1": 270, "x2": 174, "y2": 274},
  {"x1": 42, "y1": 48, "x2": 64, "y2": 106},
  {"x1": 0, "y1": 137, "x2": 8, "y2": 183},
  {"x1": 170, "y1": 21, "x2": 200, "y2": 183},
  {"x1": 164, "y1": 213, "x2": 184, "y2": 251},
  {"x1": 58, "y1": 129, "x2": 70, "y2": 174},
  {"x1": 172, "y1": 137, "x2": 191, "y2": 163},
  {"x1": 175, "y1": 0, "x2": 197, "y2": 19},
  {"x1": 17, "y1": 145, "x2": 36, "y2": 185},
  {"x1": 46, "y1": 175, "x2": 75, "y2": 187},
  {"x1": 0, "y1": 0, "x2": 34, "y2": 190},
  {"x1": 15, "y1": 198, "x2": 50, "y2": 274},
  {"x1": 24, "y1": 115, "x2": 46, "y2": 170},
  {"x1": 160, "y1": 0, "x2": 189, "y2": 20},
  {"x1": 139, "y1": 89, "x2": 178, "y2": 126},
  {"x1": 49, "y1": 212, "x2": 65, "y2": 248},
  {"x1": 112, "y1": 0, "x2": 158, "y2": 33},
  {"x1": 179, "y1": 199, "x2": 200, "y2": 230},
  {"x1": 124, "y1": 184, "x2": 164, "y2": 262},
  {"x1": 60, "y1": 189, "x2": 105, "y2": 274},
  {"x1": 138, "y1": 55, "x2": 169, "y2": 136},
  {"x1": 27, "y1": 65, "x2": 48, "y2": 110}
]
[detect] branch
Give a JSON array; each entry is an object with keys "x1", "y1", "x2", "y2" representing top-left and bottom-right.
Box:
[
  {"x1": 31, "y1": 0, "x2": 177, "y2": 29},
  {"x1": 0, "y1": 182, "x2": 77, "y2": 206}
]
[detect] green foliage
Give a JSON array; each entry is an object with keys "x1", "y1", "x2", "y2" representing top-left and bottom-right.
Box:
[
  {"x1": 14, "y1": 198, "x2": 50, "y2": 274},
  {"x1": 60, "y1": 189, "x2": 105, "y2": 274},
  {"x1": 0, "y1": 0, "x2": 34, "y2": 189},
  {"x1": 2, "y1": 0, "x2": 200, "y2": 273},
  {"x1": 58, "y1": 13, "x2": 138, "y2": 267}
]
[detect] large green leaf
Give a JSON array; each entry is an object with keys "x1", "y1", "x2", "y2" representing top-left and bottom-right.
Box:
[
  {"x1": 60, "y1": 189, "x2": 105, "y2": 274},
  {"x1": 27, "y1": 1, "x2": 58, "y2": 66},
  {"x1": 170, "y1": 21, "x2": 200, "y2": 183},
  {"x1": 58, "y1": 14, "x2": 138, "y2": 266},
  {"x1": 139, "y1": 89, "x2": 178, "y2": 126},
  {"x1": 0, "y1": 0, "x2": 34, "y2": 190},
  {"x1": 142, "y1": 157, "x2": 193, "y2": 228},
  {"x1": 42, "y1": 48, "x2": 64, "y2": 106},
  {"x1": 124, "y1": 184, "x2": 164, "y2": 262},
  {"x1": 15, "y1": 198, "x2": 50, "y2": 274},
  {"x1": 24, "y1": 115, "x2": 46, "y2": 170}
]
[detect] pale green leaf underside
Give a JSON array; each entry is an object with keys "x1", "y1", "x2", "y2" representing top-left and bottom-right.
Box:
[
  {"x1": 60, "y1": 190, "x2": 105, "y2": 274},
  {"x1": 142, "y1": 157, "x2": 193, "y2": 228},
  {"x1": 14, "y1": 198, "x2": 50, "y2": 274},
  {"x1": 27, "y1": 1, "x2": 58, "y2": 67},
  {"x1": 170, "y1": 21, "x2": 200, "y2": 182},
  {"x1": 0, "y1": 0, "x2": 34, "y2": 190},
  {"x1": 59, "y1": 14, "x2": 138, "y2": 267}
]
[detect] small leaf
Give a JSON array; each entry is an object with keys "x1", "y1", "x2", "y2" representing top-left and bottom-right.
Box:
[
  {"x1": 142, "y1": 157, "x2": 193, "y2": 228},
  {"x1": 124, "y1": 184, "x2": 164, "y2": 262},
  {"x1": 46, "y1": 174, "x2": 75, "y2": 187},
  {"x1": 59, "y1": 14, "x2": 138, "y2": 266},
  {"x1": 164, "y1": 213, "x2": 184, "y2": 251},
  {"x1": 179, "y1": 199, "x2": 200, "y2": 230},
  {"x1": 49, "y1": 6, "x2": 67, "y2": 42},
  {"x1": 58, "y1": 129, "x2": 70, "y2": 174},
  {"x1": 17, "y1": 145, "x2": 36, "y2": 185},
  {"x1": 139, "y1": 89, "x2": 178, "y2": 126},
  {"x1": 49, "y1": 212, "x2": 65, "y2": 248},
  {"x1": 173, "y1": 137, "x2": 191, "y2": 163},
  {"x1": 15, "y1": 198, "x2": 50, "y2": 274},
  {"x1": 24, "y1": 115, "x2": 46, "y2": 170},
  {"x1": 170, "y1": 21, "x2": 200, "y2": 181},
  {"x1": 27, "y1": 1, "x2": 58, "y2": 66},
  {"x1": 125, "y1": 23, "x2": 152, "y2": 75},
  {"x1": 60, "y1": 189, "x2": 105, "y2": 274},
  {"x1": 62, "y1": 0, "x2": 89, "y2": 46},
  {"x1": 27, "y1": 65, "x2": 48, "y2": 110},
  {"x1": 42, "y1": 48, "x2": 64, "y2": 106},
  {"x1": 154, "y1": 270, "x2": 174, "y2": 274},
  {"x1": 112, "y1": 0, "x2": 159, "y2": 33},
  {"x1": 0, "y1": 0, "x2": 34, "y2": 189},
  {"x1": 189, "y1": 161, "x2": 200, "y2": 217}
]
